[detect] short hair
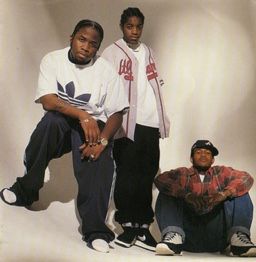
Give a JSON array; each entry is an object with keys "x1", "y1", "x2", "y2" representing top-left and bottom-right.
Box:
[
  {"x1": 120, "y1": 7, "x2": 145, "y2": 26},
  {"x1": 71, "y1": 19, "x2": 104, "y2": 45}
]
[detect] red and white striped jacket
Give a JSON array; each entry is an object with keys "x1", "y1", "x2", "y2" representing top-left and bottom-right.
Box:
[{"x1": 102, "y1": 39, "x2": 170, "y2": 140}]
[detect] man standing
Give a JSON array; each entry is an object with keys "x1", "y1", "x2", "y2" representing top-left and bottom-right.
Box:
[
  {"x1": 0, "y1": 19, "x2": 129, "y2": 253},
  {"x1": 154, "y1": 140, "x2": 256, "y2": 257},
  {"x1": 102, "y1": 7, "x2": 170, "y2": 251}
]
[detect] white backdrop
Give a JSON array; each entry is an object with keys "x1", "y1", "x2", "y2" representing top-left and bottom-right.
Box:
[{"x1": 1, "y1": 0, "x2": 256, "y2": 261}]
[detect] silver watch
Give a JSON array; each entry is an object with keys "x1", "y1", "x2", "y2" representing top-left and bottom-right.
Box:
[{"x1": 100, "y1": 138, "x2": 108, "y2": 146}]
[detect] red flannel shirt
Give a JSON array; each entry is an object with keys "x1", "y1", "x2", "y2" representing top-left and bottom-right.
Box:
[{"x1": 154, "y1": 165, "x2": 254, "y2": 214}]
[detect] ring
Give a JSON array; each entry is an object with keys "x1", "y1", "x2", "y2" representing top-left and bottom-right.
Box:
[{"x1": 90, "y1": 154, "x2": 95, "y2": 158}]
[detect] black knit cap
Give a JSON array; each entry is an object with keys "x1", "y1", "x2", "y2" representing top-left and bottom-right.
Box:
[{"x1": 191, "y1": 140, "x2": 219, "y2": 156}]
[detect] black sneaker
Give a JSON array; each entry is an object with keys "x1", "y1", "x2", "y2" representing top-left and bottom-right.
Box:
[
  {"x1": 230, "y1": 232, "x2": 256, "y2": 257},
  {"x1": 135, "y1": 228, "x2": 157, "y2": 252},
  {"x1": 115, "y1": 226, "x2": 137, "y2": 248},
  {"x1": 156, "y1": 232, "x2": 183, "y2": 255}
]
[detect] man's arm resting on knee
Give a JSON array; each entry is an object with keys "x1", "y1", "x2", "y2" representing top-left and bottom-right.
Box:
[{"x1": 39, "y1": 94, "x2": 100, "y2": 143}]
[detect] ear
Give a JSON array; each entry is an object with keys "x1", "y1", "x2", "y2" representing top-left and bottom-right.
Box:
[
  {"x1": 190, "y1": 157, "x2": 193, "y2": 164},
  {"x1": 211, "y1": 157, "x2": 215, "y2": 165},
  {"x1": 119, "y1": 24, "x2": 123, "y2": 32}
]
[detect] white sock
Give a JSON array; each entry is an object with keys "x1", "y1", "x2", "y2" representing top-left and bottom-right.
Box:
[{"x1": 3, "y1": 189, "x2": 17, "y2": 203}]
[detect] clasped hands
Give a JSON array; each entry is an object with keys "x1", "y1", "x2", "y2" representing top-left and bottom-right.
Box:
[
  {"x1": 79, "y1": 116, "x2": 104, "y2": 161},
  {"x1": 185, "y1": 191, "x2": 227, "y2": 212}
]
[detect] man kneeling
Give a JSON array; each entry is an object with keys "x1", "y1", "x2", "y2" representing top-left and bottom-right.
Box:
[{"x1": 154, "y1": 140, "x2": 256, "y2": 257}]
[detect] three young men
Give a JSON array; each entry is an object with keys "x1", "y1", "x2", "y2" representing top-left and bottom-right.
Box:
[{"x1": 1, "y1": 7, "x2": 255, "y2": 258}]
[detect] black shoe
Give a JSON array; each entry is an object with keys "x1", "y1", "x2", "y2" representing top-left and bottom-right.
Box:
[
  {"x1": 135, "y1": 228, "x2": 157, "y2": 252},
  {"x1": 230, "y1": 232, "x2": 256, "y2": 257},
  {"x1": 156, "y1": 232, "x2": 183, "y2": 255},
  {"x1": 115, "y1": 227, "x2": 137, "y2": 248}
]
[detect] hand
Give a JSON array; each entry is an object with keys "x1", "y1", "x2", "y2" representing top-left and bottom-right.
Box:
[
  {"x1": 79, "y1": 143, "x2": 105, "y2": 161},
  {"x1": 204, "y1": 192, "x2": 227, "y2": 207},
  {"x1": 80, "y1": 117, "x2": 100, "y2": 144},
  {"x1": 185, "y1": 193, "x2": 206, "y2": 211}
]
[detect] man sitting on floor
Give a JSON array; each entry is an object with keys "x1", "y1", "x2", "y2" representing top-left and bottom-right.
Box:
[{"x1": 154, "y1": 140, "x2": 256, "y2": 257}]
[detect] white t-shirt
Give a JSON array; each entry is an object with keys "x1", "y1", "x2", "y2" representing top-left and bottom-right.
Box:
[
  {"x1": 36, "y1": 47, "x2": 129, "y2": 122},
  {"x1": 199, "y1": 174, "x2": 205, "y2": 182},
  {"x1": 131, "y1": 44, "x2": 159, "y2": 128}
]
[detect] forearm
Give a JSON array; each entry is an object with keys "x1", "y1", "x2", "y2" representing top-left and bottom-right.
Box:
[
  {"x1": 222, "y1": 189, "x2": 233, "y2": 198},
  {"x1": 154, "y1": 171, "x2": 186, "y2": 197},
  {"x1": 100, "y1": 112, "x2": 123, "y2": 140},
  {"x1": 39, "y1": 94, "x2": 90, "y2": 121},
  {"x1": 223, "y1": 171, "x2": 254, "y2": 197}
]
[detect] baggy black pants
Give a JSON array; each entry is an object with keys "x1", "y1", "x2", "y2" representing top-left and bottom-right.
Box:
[
  {"x1": 10, "y1": 111, "x2": 115, "y2": 241},
  {"x1": 113, "y1": 124, "x2": 160, "y2": 225}
]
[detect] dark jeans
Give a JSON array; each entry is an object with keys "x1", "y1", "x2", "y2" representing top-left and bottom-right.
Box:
[
  {"x1": 10, "y1": 111, "x2": 115, "y2": 241},
  {"x1": 113, "y1": 124, "x2": 160, "y2": 225},
  {"x1": 155, "y1": 192, "x2": 253, "y2": 252}
]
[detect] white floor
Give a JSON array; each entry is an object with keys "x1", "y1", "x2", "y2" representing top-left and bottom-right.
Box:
[
  {"x1": 1, "y1": 195, "x2": 253, "y2": 262},
  {"x1": 1, "y1": 154, "x2": 255, "y2": 262}
]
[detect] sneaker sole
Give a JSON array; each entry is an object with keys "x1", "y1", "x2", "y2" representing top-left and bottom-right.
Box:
[
  {"x1": 135, "y1": 240, "x2": 156, "y2": 252},
  {"x1": 156, "y1": 243, "x2": 182, "y2": 256},
  {"x1": 114, "y1": 238, "x2": 135, "y2": 248},
  {"x1": 230, "y1": 247, "x2": 256, "y2": 257}
]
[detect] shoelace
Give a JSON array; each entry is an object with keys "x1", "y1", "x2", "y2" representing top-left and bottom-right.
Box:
[
  {"x1": 237, "y1": 232, "x2": 253, "y2": 245},
  {"x1": 164, "y1": 232, "x2": 177, "y2": 241}
]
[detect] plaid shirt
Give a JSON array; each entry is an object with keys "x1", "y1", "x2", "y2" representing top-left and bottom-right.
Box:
[{"x1": 154, "y1": 165, "x2": 254, "y2": 214}]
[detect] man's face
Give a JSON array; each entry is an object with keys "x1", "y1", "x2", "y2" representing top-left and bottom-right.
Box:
[
  {"x1": 70, "y1": 26, "x2": 101, "y2": 64},
  {"x1": 121, "y1": 16, "x2": 143, "y2": 47},
  {"x1": 191, "y1": 148, "x2": 214, "y2": 171}
]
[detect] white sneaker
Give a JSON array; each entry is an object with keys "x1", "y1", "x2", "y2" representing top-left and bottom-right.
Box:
[
  {"x1": 230, "y1": 232, "x2": 256, "y2": 257},
  {"x1": 156, "y1": 232, "x2": 183, "y2": 255},
  {"x1": 91, "y1": 239, "x2": 110, "y2": 253},
  {"x1": 2, "y1": 189, "x2": 17, "y2": 204}
]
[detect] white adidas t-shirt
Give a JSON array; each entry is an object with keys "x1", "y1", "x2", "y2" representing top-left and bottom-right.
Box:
[
  {"x1": 36, "y1": 47, "x2": 129, "y2": 122},
  {"x1": 131, "y1": 44, "x2": 159, "y2": 128}
]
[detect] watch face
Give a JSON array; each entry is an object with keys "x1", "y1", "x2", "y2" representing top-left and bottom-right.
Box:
[{"x1": 101, "y1": 138, "x2": 108, "y2": 146}]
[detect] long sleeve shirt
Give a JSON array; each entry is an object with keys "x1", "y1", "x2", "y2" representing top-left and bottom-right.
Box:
[{"x1": 154, "y1": 165, "x2": 254, "y2": 214}]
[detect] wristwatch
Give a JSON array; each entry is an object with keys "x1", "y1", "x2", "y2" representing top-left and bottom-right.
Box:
[{"x1": 100, "y1": 137, "x2": 108, "y2": 146}]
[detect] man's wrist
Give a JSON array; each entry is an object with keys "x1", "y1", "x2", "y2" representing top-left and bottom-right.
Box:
[
  {"x1": 222, "y1": 190, "x2": 232, "y2": 199},
  {"x1": 78, "y1": 111, "x2": 91, "y2": 122},
  {"x1": 99, "y1": 137, "x2": 108, "y2": 146}
]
